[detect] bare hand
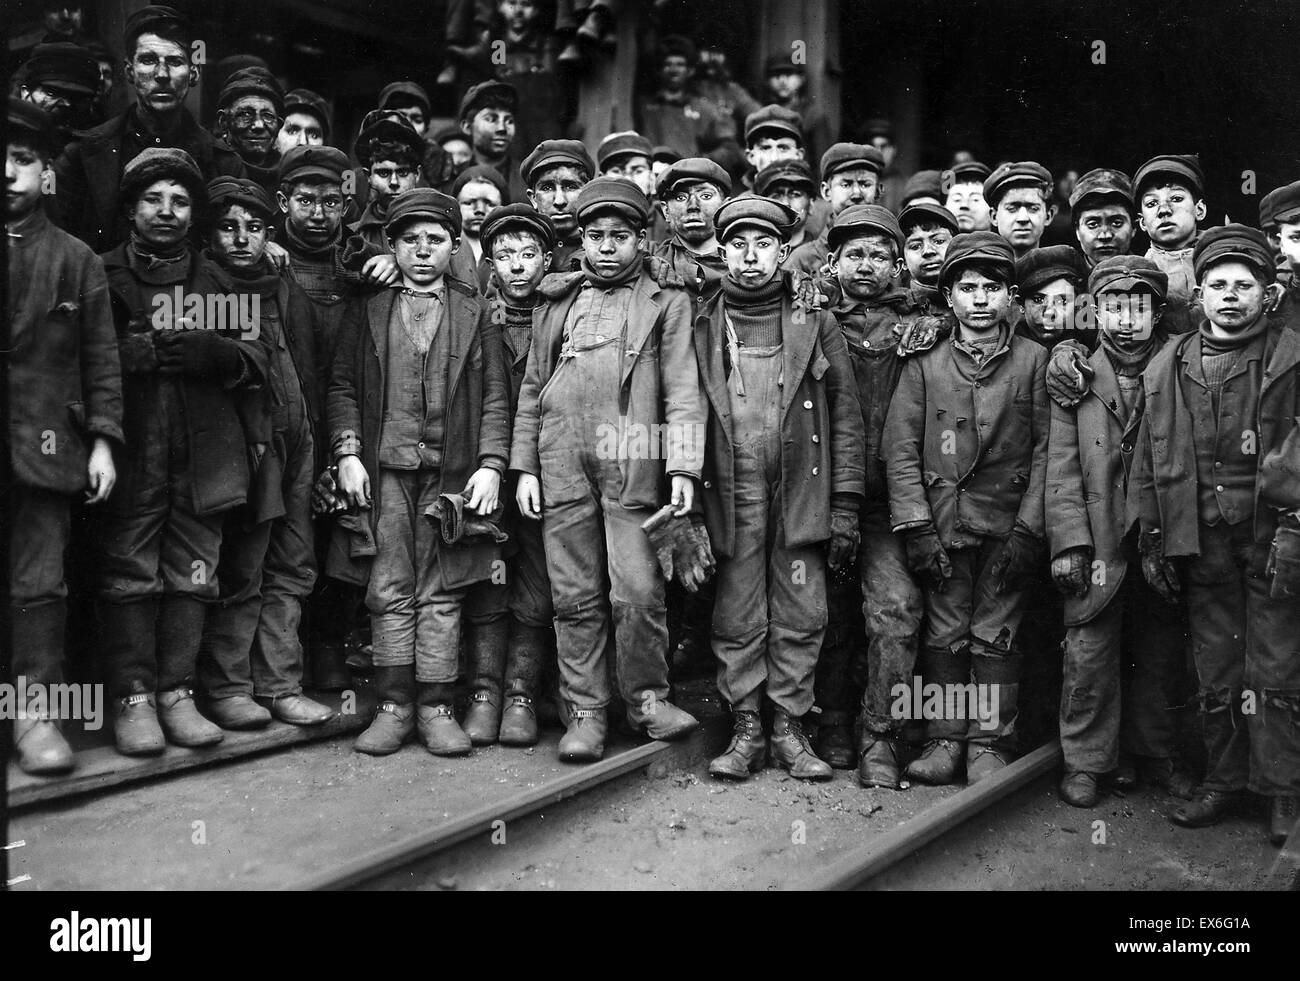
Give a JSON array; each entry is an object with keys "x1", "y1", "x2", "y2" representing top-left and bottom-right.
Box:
[
  {"x1": 464, "y1": 467, "x2": 501, "y2": 515},
  {"x1": 670, "y1": 475, "x2": 695, "y2": 517},
  {"x1": 264, "y1": 240, "x2": 291, "y2": 271},
  {"x1": 85, "y1": 438, "x2": 116, "y2": 504},
  {"x1": 336, "y1": 454, "x2": 371, "y2": 509},
  {"x1": 362, "y1": 254, "x2": 399, "y2": 285},
  {"x1": 516, "y1": 473, "x2": 542, "y2": 520}
]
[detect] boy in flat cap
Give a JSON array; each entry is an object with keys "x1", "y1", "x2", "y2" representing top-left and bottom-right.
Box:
[
  {"x1": 1272, "y1": 180, "x2": 1300, "y2": 292},
  {"x1": 637, "y1": 36, "x2": 742, "y2": 179},
  {"x1": 378, "y1": 81, "x2": 458, "y2": 193},
  {"x1": 1015, "y1": 245, "x2": 1094, "y2": 349},
  {"x1": 942, "y1": 161, "x2": 992, "y2": 233},
  {"x1": 755, "y1": 159, "x2": 818, "y2": 265},
  {"x1": 347, "y1": 110, "x2": 427, "y2": 257},
  {"x1": 91, "y1": 147, "x2": 272, "y2": 757},
  {"x1": 698, "y1": 195, "x2": 865, "y2": 782},
  {"x1": 814, "y1": 204, "x2": 935, "y2": 784},
  {"x1": 884, "y1": 231, "x2": 1050, "y2": 785},
  {"x1": 213, "y1": 67, "x2": 285, "y2": 198},
  {"x1": 18, "y1": 42, "x2": 100, "y2": 149},
  {"x1": 985, "y1": 161, "x2": 1055, "y2": 259},
  {"x1": 1134, "y1": 154, "x2": 1206, "y2": 336},
  {"x1": 899, "y1": 201, "x2": 958, "y2": 317},
  {"x1": 52, "y1": 5, "x2": 247, "y2": 252},
  {"x1": 6, "y1": 100, "x2": 122, "y2": 774},
  {"x1": 197, "y1": 177, "x2": 335, "y2": 730},
  {"x1": 1049, "y1": 255, "x2": 1193, "y2": 807},
  {"x1": 1072, "y1": 168, "x2": 1136, "y2": 269},
  {"x1": 329, "y1": 188, "x2": 511, "y2": 756},
  {"x1": 276, "y1": 88, "x2": 330, "y2": 156},
  {"x1": 458, "y1": 80, "x2": 525, "y2": 205},
  {"x1": 597, "y1": 131, "x2": 655, "y2": 199},
  {"x1": 510, "y1": 177, "x2": 706, "y2": 762},
  {"x1": 788, "y1": 143, "x2": 886, "y2": 278},
  {"x1": 450, "y1": 164, "x2": 510, "y2": 292},
  {"x1": 522, "y1": 138, "x2": 594, "y2": 274},
  {"x1": 653, "y1": 157, "x2": 732, "y2": 308},
  {"x1": 900, "y1": 170, "x2": 943, "y2": 210},
  {"x1": 1130, "y1": 225, "x2": 1300, "y2": 844},
  {"x1": 741, "y1": 105, "x2": 804, "y2": 191}
]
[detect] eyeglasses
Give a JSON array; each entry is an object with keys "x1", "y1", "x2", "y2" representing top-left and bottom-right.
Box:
[
  {"x1": 230, "y1": 108, "x2": 281, "y2": 127},
  {"x1": 292, "y1": 194, "x2": 345, "y2": 214}
]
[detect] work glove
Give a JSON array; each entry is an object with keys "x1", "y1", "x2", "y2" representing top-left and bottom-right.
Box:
[
  {"x1": 988, "y1": 522, "x2": 1045, "y2": 595},
  {"x1": 154, "y1": 329, "x2": 243, "y2": 378},
  {"x1": 1050, "y1": 545, "x2": 1093, "y2": 598},
  {"x1": 312, "y1": 465, "x2": 349, "y2": 516},
  {"x1": 894, "y1": 314, "x2": 951, "y2": 357},
  {"x1": 904, "y1": 524, "x2": 953, "y2": 591},
  {"x1": 1138, "y1": 528, "x2": 1181, "y2": 605},
  {"x1": 643, "y1": 253, "x2": 687, "y2": 289},
  {"x1": 672, "y1": 515, "x2": 716, "y2": 593},
  {"x1": 828, "y1": 509, "x2": 860, "y2": 572},
  {"x1": 1266, "y1": 520, "x2": 1300, "y2": 601},
  {"x1": 1046, "y1": 340, "x2": 1094, "y2": 408}
]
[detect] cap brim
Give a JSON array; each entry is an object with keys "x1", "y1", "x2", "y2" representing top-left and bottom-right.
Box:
[
  {"x1": 747, "y1": 123, "x2": 802, "y2": 145},
  {"x1": 722, "y1": 218, "x2": 785, "y2": 241},
  {"x1": 576, "y1": 203, "x2": 645, "y2": 226},
  {"x1": 1274, "y1": 205, "x2": 1300, "y2": 225},
  {"x1": 1093, "y1": 275, "x2": 1155, "y2": 294},
  {"x1": 40, "y1": 78, "x2": 97, "y2": 96},
  {"x1": 281, "y1": 165, "x2": 342, "y2": 184}
]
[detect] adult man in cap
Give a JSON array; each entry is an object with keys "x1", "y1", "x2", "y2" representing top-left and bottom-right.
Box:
[
  {"x1": 379, "y1": 79, "x2": 458, "y2": 194},
  {"x1": 637, "y1": 35, "x2": 742, "y2": 179},
  {"x1": 1130, "y1": 224, "x2": 1300, "y2": 844},
  {"x1": 459, "y1": 80, "x2": 525, "y2": 204},
  {"x1": 276, "y1": 88, "x2": 330, "y2": 156},
  {"x1": 762, "y1": 52, "x2": 829, "y2": 167},
  {"x1": 694, "y1": 45, "x2": 761, "y2": 152},
  {"x1": 17, "y1": 41, "x2": 100, "y2": 146},
  {"x1": 197, "y1": 176, "x2": 336, "y2": 731},
  {"x1": 522, "y1": 138, "x2": 594, "y2": 274},
  {"x1": 788, "y1": 142, "x2": 886, "y2": 278},
  {"x1": 330, "y1": 187, "x2": 511, "y2": 757},
  {"x1": 1071, "y1": 168, "x2": 1136, "y2": 268},
  {"x1": 597, "y1": 130, "x2": 655, "y2": 198},
  {"x1": 1049, "y1": 254, "x2": 1193, "y2": 808},
  {"x1": 1134, "y1": 153, "x2": 1207, "y2": 336},
  {"x1": 884, "y1": 231, "x2": 1049, "y2": 786},
  {"x1": 450, "y1": 163, "x2": 509, "y2": 291},
  {"x1": 6, "y1": 98, "x2": 123, "y2": 775},
  {"x1": 943, "y1": 160, "x2": 992, "y2": 233},
  {"x1": 698, "y1": 193, "x2": 863, "y2": 783},
  {"x1": 740, "y1": 104, "x2": 805, "y2": 192},
  {"x1": 53, "y1": 5, "x2": 247, "y2": 252},
  {"x1": 898, "y1": 201, "x2": 958, "y2": 314},
  {"x1": 755, "y1": 158, "x2": 817, "y2": 267},
  {"x1": 346, "y1": 109, "x2": 427, "y2": 255},
  {"x1": 985, "y1": 160, "x2": 1056, "y2": 259},
  {"x1": 213, "y1": 66, "x2": 286, "y2": 197},
  {"x1": 653, "y1": 157, "x2": 732, "y2": 308},
  {"x1": 1015, "y1": 244, "x2": 1094, "y2": 349},
  {"x1": 510, "y1": 177, "x2": 706, "y2": 763}
]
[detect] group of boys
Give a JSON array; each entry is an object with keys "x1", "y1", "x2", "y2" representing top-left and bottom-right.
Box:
[{"x1": 7, "y1": 4, "x2": 1300, "y2": 850}]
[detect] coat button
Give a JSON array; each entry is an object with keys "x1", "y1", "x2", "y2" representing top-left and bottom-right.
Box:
[
  {"x1": 811, "y1": 434, "x2": 820, "y2": 443},
  {"x1": 1121, "y1": 442, "x2": 1132, "y2": 452},
  {"x1": 812, "y1": 467, "x2": 820, "y2": 476},
  {"x1": 418, "y1": 441, "x2": 426, "y2": 448},
  {"x1": 1214, "y1": 461, "x2": 1222, "y2": 469},
  {"x1": 803, "y1": 400, "x2": 813, "y2": 409},
  {"x1": 703, "y1": 480, "x2": 712, "y2": 489},
  {"x1": 1216, "y1": 484, "x2": 1224, "y2": 493}
]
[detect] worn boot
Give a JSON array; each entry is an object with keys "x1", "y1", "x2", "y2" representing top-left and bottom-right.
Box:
[
  {"x1": 155, "y1": 595, "x2": 221, "y2": 748},
  {"x1": 558, "y1": 705, "x2": 607, "y2": 763},
  {"x1": 205, "y1": 694, "x2": 272, "y2": 730},
  {"x1": 857, "y1": 736, "x2": 903, "y2": 790},
  {"x1": 630, "y1": 696, "x2": 699, "y2": 741},
  {"x1": 1269, "y1": 796, "x2": 1299, "y2": 847},
  {"x1": 14, "y1": 714, "x2": 75, "y2": 775},
  {"x1": 114, "y1": 693, "x2": 165, "y2": 756},
  {"x1": 905, "y1": 643, "x2": 971, "y2": 784},
  {"x1": 905, "y1": 738, "x2": 964, "y2": 785},
  {"x1": 499, "y1": 620, "x2": 550, "y2": 746},
  {"x1": 709, "y1": 710, "x2": 766, "y2": 780},
  {"x1": 1060, "y1": 770, "x2": 1100, "y2": 807},
  {"x1": 462, "y1": 617, "x2": 508, "y2": 745},
  {"x1": 354, "y1": 664, "x2": 416, "y2": 755},
  {"x1": 157, "y1": 686, "x2": 224, "y2": 747},
  {"x1": 966, "y1": 649, "x2": 1021, "y2": 784},
  {"x1": 815, "y1": 710, "x2": 856, "y2": 769},
  {"x1": 418, "y1": 682, "x2": 472, "y2": 756},
  {"x1": 769, "y1": 709, "x2": 833, "y2": 781},
  {"x1": 11, "y1": 602, "x2": 75, "y2": 774},
  {"x1": 1171, "y1": 789, "x2": 1239, "y2": 828}
]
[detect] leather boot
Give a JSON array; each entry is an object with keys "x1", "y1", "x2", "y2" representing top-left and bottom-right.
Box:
[
  {"x1": 205, "y1": 694, "x2": 272, "y2": 730},
  {"x1": 815, "y1": 710, "x2": 856, "y2": 769},
  {"x1": 114, "y1": 693, "x2": 165, "y2": 756},
  {"x1": 629, "y1": 696, "x2": 699, "y2": 741},
  {"x1": 462, "y1": 617, "x2": 508, "y2": 745},
  {"x1": 499, "y1": 620, "x2": 550, "y2": 746},
  {"x1": 709, "y1": 710, "x2": 766, "y2": 780},
  {"x1": 558, "y1": 705, "x2": 606, "y2": 763},
  {"x1": 857, "y1": 736, "x2": 902, "y2": 790},
  {"x1": 1269, "y1": 795, "x2": 1299, "y2": 846},
  {"x1": 769, "y1": 708, "x2": 832, "y2": 781},
  {"x1": 966, "y1": 649, "x2": 1021, "y2": 784},
  {"x1": 11, "y1": 602, "x2": 75, "y2": 774},
  {"x1": 1172, "y1": 789, "x2": 1238, "y2": 828},
  {"x1": 967, "y1": 743, "x2": 1012, "y2": 784},
  {"x1": 259, "y1": 693, "x2": 336, "y2": 726},
  {"x1": 418, "y1": 682, "x2": 472, "y2": 756},
  {"x1": 354, "y1": 664, "x2": 416, "y2": 755},
  {"x1": 14, "y1": 714, "x2": 75, "y2": 775},
  {"x1": 1060, "y1": 770, "x2": 1100, "y2": 807},
  {"x1": 905, "y1": 738, "x2": 964, "y2": 785},
  {"x1": 157, "y1": 686, "x2": 224, "y2": 747},
  {"x1": 309, "y1": 640, "x2": 351, "y2": 692}
]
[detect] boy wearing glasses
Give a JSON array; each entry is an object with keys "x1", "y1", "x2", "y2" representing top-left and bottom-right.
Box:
[{"x1": 787, "y1": 143, "x2": 886, "y2": 278}]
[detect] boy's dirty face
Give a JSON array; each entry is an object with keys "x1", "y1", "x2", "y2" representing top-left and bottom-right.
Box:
[
  {"x1": 279, "y1": 178, "x2": 346, "y2": 246},
  {"x1": 6, "y1": 140, "x2": 48, "y2": 218},
  {"x1": 527, "y1": 164, "x2": 587, "y2": 238},
  {"x1": 995, "y1": 186, "x2": 1052, "y2": 252},
  {"x1": 126, "y1": 33, "x2": 194, "y2": 113},
  {"x1": 746, "y1": 134, "x2": 801, "y2": 175},
  {"x1": 945, "y1": 180, "x2": 991, "y2": 232},
  {"x1": 722, "y1": 226, "x2": 785, "y2": 288},
  {"x1": 602, "y1": 155, "x2": 654, "y2": 197},
  {"x1": 221, "y1": 94, "x2": 279, "y2": 161},
  {"x1": 499, "y1": 0, "x2": 540, "y2": 37},
  {"x1": 662, "y1": 179, "x2": 723, "y2": 245},
  {"x1": 1075, "y1": 202, "x2": 1133, "y2": 263},
  {"x1": 903, "y1": 221, "x2": 952, "y2": 286},
  {"x1": 21, "y1": 83, "x2": 84, "y2": 124},
  {"x1": 1196, "y1": 259, "x2": 1266, "y2": 332},
  {"x1": 210, "y1": 203, "x2": 270, "y2": 269},
  {"x1": 490, "y1": 230, "x2": 550, "y2": 302},
  {"x1": 763, "y1": 181, "x2": 811, "y2": 228},
  {"x1": 275, "y1": 111, "x2": 325, "y2": 155},
  {"x1": 441, "y1": 136, "x2": 473, "y2": 168},
  {"x1": 464, "y1": 107, "x2": 516, "y2": 158},
  {"x1": 367, "y1": 158, "x2": 419, "y2": 199},
  {"x1": 458, "y1": 178, "x2": 502, "y2": 237},
  {"x1": 1278, "y1": 219, "x2": 1300, "y2": 271},
  {"x1": 1096, "y1": 288, "x2": 1159, "y2": 345},
  {"x1": 946, "y1": 268, "x2": 1013, "y2": 332},
  {"x1": 767, "y1": 71, "x2": 803, "y2": 102},
  {"x1": 822, "y1": 167, "x2": 880, "y2": 215},
  {"x1": 1138, "y1": 181, "x2": 1204, "y2": 249},
  {"x1": 1022, "y1": 276, "x2": 1076, "y2": 333},
  {"x1": 580, "y1": 214, "x2": 644, "y2": 279},
  {"x1": 390, "y1": 218, "x2": 456, "y2": 287},
  {"x1": 835, "y1": 232, "x2": 901, "y2": 301},
  {"x1": 130, "y1": 178, "x2": 192, "y2": 247}
]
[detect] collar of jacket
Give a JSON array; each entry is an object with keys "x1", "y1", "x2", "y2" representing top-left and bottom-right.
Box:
[
  {"x1": 949, "y1": 320, "x2": 1012, "y2": 364},
  {"x1": 1149, "y1": 232, "x2": 1198, "y2": 259},
  {"x1": 6, "y1": 205, "x2": 49, "y2": 243},
  {"x1": 831, "y1": 282, "x2": 910, "y2": 316}
]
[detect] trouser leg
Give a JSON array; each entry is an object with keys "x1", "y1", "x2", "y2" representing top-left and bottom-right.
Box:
[
  {"x1": 858, "y1": 530, "x2": 923, "y2": 737},
  {"x1": 1059, "y1": 601, "x2": 1123, "y2": 773}
]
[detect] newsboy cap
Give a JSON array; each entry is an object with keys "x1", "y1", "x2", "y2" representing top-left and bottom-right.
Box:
[
  {"x1": 1069, "y1": 167, "x2": 1135, "y2": 214},
  {"x1": 279, "y1": 144, "x2": 350, "y2": 186},
  {"x1": 573, "y1": 177, "x2": 653, "y2": 227},
  {"x1": 218, "y1": 67, "x2": 284, "y2": 113},
  {"x1": 948, "y1": 160, "x2": 991, "y2": 185},
  {"x1": 521, "y1": 139, "x2": 595, "y2": 186},
  {"x1": 379, "y1": 80, "x2": 431, "y2": 116},
  {"x1": 1265, "y1": 180, "x2": 1300, "y2": 226},
  {"x1": 1015, "y1": 245, "x2": 1090, "y2": 296},
  {"x1": 123, "y1": 5, "x2": 191, "y2": 55},
  {"x1": 819, "y1": 142, "x2": 884, "y2": 182},
  {"x1": 828, "y1": 204, "x2": 903, "y2": 252},
  {"x1": 754, "y1": 158, "x2": 815, "y2": 196},
  {"x1": 353, "y1": 109, "x2": 425, "y2": 167},
  {"x1": 23, "y1": 42, "x2": 99, "y2": 96},
  {"x1": 937, "y1": 230, "x2": 1016, "y2": 287},
  {"x1": 1192, "y1": 223, "x2": 1274, "y2": 283},
  {"x1": 458, "y1": 80, "x2": 517, "y2": 121},
  {"x1": 385, "y1": 187, "x2": 462, "y2": 238},
  {"x1": 8, "y1": 96, "x2": 52, "y2": 143},
  {"x1": 480, "y1": 203, "x2": 557, "y2": 252},
  {"x1": 1133, "y1": 154, "x2": 1204, "y2": 199},
  {"x1": 898, "y1": 202, "x2": 959, "y2": 236},
  {"x1": 900, "y1": 169, "x2": 943, "y2": 208},
  {"x1": 764, "y1": 52, "x2": 804, "y2": 76},
  {"x1": 656, "y1": 157, "x2": 732, "y2": 200},
  {"x1": 452, "y1": 163, "x2": 510, "y2": 202},
  {"x1": 744, "y1": 104, "x2": 803, "y2": 146},
  {"x1": 983, "y1": 161, "x2": 1053, "y2": 207},
  {"x1": 651, "y1": 145, "x2": 682, "y2": 167},
  {"x1": 206, "y1": 176, "x2": 275, "y2": 220},
  {"x1": 283, "y1": 88, "x2": 332, "y2": 142},
  {"x1": 597, "y1": 131, "x2": 653, "y2": 172},
  {"x1": 120, "y1": 147, "x2": 206, "y2": 208},
  {"x1": 1088, "y1": 255, "x2": 1169, "y2": 299},
  {"x1": 714, "y1": 194, "x2": 798, "y2": 242}
]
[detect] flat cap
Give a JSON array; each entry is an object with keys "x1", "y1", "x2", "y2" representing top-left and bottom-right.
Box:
[
  {"x1": 219, "y1": 66, "x2": 284, "y2": 113},
  {"x1": 458, "y1": 80, "x2": 517, "y2": 121},
  {"x1": 937, "y1": 230, "x2": 1016, "y2": 287},
  {"x1": 1069, "y1": 167, "x2": 1135, "y2": 212},
  {"x1": 385, "y1": 187, "x2": 462, "y2": 238},
  {"x1": 452, "y1": 163, "x2": 509, "y2": 202},
  {"x1": 819, "y1": 142, "x2": 885, "y2": 182},
  {"x1": 1015, "y1": 245, "x2": 1089, "y2": 296},
  {"x1": 123, "y1": 5, "x2": 190, "y2": 53},
  {"x1": 279, "y1": 144, "x2": 350, "y2": 186},
  {"x1": 8, "y1": 96, "x2": 52, "y2": 142},
  {"x1": 1088, "y1": 254, "x2": 1169, "y2": 299},
  {"x1": 651, "y1": 145, "x2": 682, "y2": 166},
  {"x1": 521, "y1": 139, "x2": 595, "y2": 186},
  {"x1": 1134, "y1": 154, "x2": 1204, "y2": 199},
  {"x1": 860, "y1": 118, "x2": 893, "y2": 140},
  {"x1": 597, "y1": 131, "x2": 653, "y2": 172},
  {"x1": 1192, "y1": 223, "x2": 1274, "y2": 283},
  {"x1": 714, "y1": 193, "x2": 799, "y2": 242},
  {"x1": 283, "y1": 88, "x2": 331, "y2": 141},
  {"x1": 120, "y1": 147, "x2": 205, "y2": 207},
  {"x1": 573, "y1": 176, "x2": 653, "y2": 227},
  {"x1": 656, "y1": 157, "x2": 732, "y2": 199},
  {"x1": 480, "y1": 203, "x2": 557, "y2": 252},
  {"x1": 1263, "y1": 180, "x2": 1300, "y2": 226},
  {"x1": 206, "y1": 176, "x2": 275, "y2": 219},
  {"x1": 946, "y1": 160, "x2": 991, "y2": 188},
  {"x1": 900, "y1": 169, "x2": 944, "y2": 208},
  {"x1": 829, "y1": 204, "x2": 903, "y2": 252},
  {"x1": 898, "y1": 202, "x2": 959, "y2": 236},
  {"x1": 23, "y1": 42, "x2": 99, "y2": 96},
  {"x1": 353, "y1": 109, "x2": 425, "y2": 167},
  {"x1": 379, "y1": 80, "x2": 431, "y2": 115},
  {"x1": 744, "y1": 104, "x2": 803, "y2": 146},
  {"x1": 764, "y1": 52, "x2": 804, "y2": 76},
  {"x1": 754, "y1": 158, "x2": 815, "y2": 196},
  {"x1": 983, "y1": 161, "x2": 1053, "y2": 207}
]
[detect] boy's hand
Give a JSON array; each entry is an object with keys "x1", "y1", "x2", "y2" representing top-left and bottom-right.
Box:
[
  {"x1": 465, "y1": 467, "x2": 501, "y2": 515},
  {"x1": 1050, "y1": 546, "x2": 1092, "y2": 597},
  {"x1": 904, "y1": 525, "x2": 952, "y2": 591},
  {"x1": 264, "y1": 240, "x2": 291, "y2": 271},
  {"x1": 1139, "y1": 529, "x2": 1180, "y2": 604},
  {"x1": 362, "y1": 254, "x2": 399, "y2": 285},
  {"x1": 670, "y1": 475, "x2": 694, "y2": 517},
  {"x1": 336, "y1": 454, "x2": 371, "y2": 509},
  {"x1": 85, "y1": 438, "x2": 117, "y2": 504},
  {"x1": 1046, "y1": 342, "x2": 1094, "y2": 408},
  {"x1": 516, "y1": 474, "x2": 543, "y2": 520},
  {"x1": 828, "y1": 510, "x2": 860, "y2": 571}
]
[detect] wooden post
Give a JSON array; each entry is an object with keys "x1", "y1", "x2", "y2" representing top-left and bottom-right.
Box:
[{"x1": 573, "y1": 0, "x2": 643, "y2": 159}]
